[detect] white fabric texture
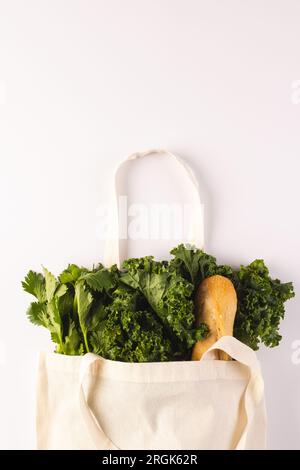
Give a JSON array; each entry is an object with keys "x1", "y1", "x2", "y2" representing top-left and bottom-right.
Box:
[
  {"x1": 37, "y1": 336, "x2": 266, "y2": 450},
  {"x1": 36, "y1": 150, "x2": 267, "y2": 450}
]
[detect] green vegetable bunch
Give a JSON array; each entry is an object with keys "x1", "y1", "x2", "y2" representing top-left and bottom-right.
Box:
[
  {"x1": 170, "y1": 245, "x2": 295, "y2": 350},
  {"x1": 22, "y1": 244, "x2": 294, "y2": 360},
  {"x1": 22, "y1": 264, "x2": 119, "y2": 355}
]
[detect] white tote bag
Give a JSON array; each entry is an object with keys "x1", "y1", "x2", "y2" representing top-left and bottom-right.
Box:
[{"x1": 36, "y1": 149, "x2": 267, "y2": 450}]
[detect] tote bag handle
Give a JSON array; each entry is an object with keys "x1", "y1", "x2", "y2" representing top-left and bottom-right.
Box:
[
  {"x1": 78, "y1": 336, "x2": 265, "y2": 450},
  {"x1": 202, "y1": 336, "x2": 266, "y2": 450},
  {"x1": 104, "y1": 149, "x2": 204, "y2": 267},
  {"x1": 79, "y1": 354, "x2": 118, "y2": 450}
]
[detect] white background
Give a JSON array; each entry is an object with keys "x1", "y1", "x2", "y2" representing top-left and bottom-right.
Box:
[{"x1": 0, "y1": 0, "x2": 300, "y2": 449}]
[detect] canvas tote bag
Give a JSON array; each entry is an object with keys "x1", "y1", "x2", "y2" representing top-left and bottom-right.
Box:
[{"x1": 36, "y1": 149, "x2": 267, "y2": 450}]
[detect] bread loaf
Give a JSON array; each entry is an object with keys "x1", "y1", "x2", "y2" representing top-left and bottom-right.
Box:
[{"x1": 192, "y1": 275, "x2": 237, "y2": 361}]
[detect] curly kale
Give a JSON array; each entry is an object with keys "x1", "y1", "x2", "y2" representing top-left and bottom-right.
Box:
[
  {"x1": 90, "y1": 288, "x2": 172, "y2": 362},
  {"x1": 170, "y1": 244, "x2": 234, "y2": 287},
  {"x1": 169, "y1": 244, "x2": 295, "y2": 350},
  {"x1": 121, "y1": 256, "x2": 208, "y2": 358},
  {"x1": 232, "y1": 260, "x2": 295, "y2": 350}
]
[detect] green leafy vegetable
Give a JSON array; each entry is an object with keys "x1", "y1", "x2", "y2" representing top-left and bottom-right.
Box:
[
  {"x1": 22, "y1": 244, "x2": 294, "y2": 360},
  {"x1": 232, "y1": 260, "x2": 295, "y2": 350},
  {"x1": 43, "y1": 267, "x2": 59, "y2": 302},
  {"x1": 121, "y1": 256, "x2": 208, "y2": 357},
  {"x1": 59, "y1": 264, "x2": 87, "y2": 284},
  {"x1": 170, "y1": 244, "x2": 233, "y2": 287},
  {"x1": 170, "y1": 244, "x2": 295, "y2": 350},
  {"x1": 26, "y1": 301, "x2": 48, "y2": 327},
  {"x1": 80, "y1": 267, "x2": 118, "y2": 293},
  {"x1": 90, "y1": 288, "x2": 172, "y2": 362},
  {"x1": 74, "y1": 281, "x2": 93, "y2": 352},
  {"x1": 22, "y1": 271, "x2": 46, "y2": 303},
  {"x1": 23, "y1": 264, "x2": 118, "y2": 355}
]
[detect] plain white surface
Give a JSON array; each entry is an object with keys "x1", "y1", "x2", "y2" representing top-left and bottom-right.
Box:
[{"x1": 0, "y1": 0, "x2": 299, "y2": 449}]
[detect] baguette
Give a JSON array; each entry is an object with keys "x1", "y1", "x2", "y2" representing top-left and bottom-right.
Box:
[{"x1": 192, "y1": 275, "x2": 237, "y2": 361}]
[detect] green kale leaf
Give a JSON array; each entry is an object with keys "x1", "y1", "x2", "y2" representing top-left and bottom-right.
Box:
[
  {"x1": 90, "y1": 288, "x2": 172, "y2": 362},
  {"x1": 121, "y1": 256, "x2": 208, "y2": 358},
  {"x1": 232, "y1": 259, "x2": 295, "y2": 350}
]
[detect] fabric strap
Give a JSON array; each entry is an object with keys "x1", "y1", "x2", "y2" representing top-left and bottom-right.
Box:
[
  {"x1": 201, "y1": 336, "x2": 265, "y2": 450},
  {"x1": 78, "y1": 336, "x2": 264, "y2": 450},
  {"x1": 79, "y1": 354, "x2": 118, "y2": 450},
  {"x1": 103, "y1": 149, "x2": 204, "y2": 267}
]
